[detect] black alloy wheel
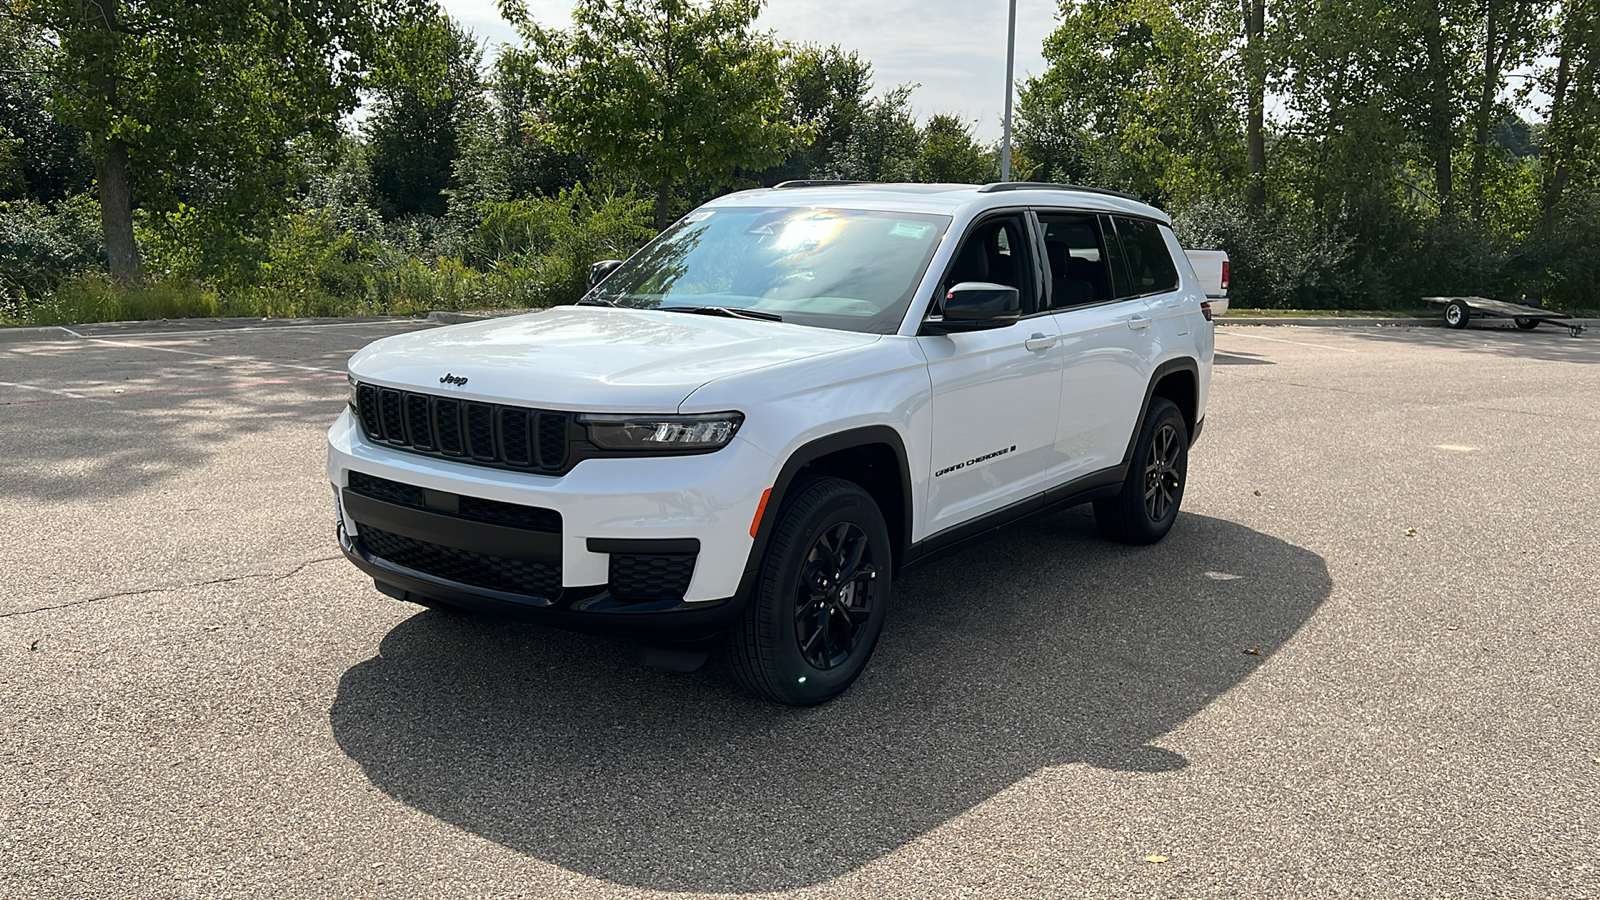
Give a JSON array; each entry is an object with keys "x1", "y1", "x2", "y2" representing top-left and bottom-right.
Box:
[
  {"x1": 794, "y1": 522, "x2": 879, "y2": 670},
  {"x1": 727, "y1": 476, "x2": 892, "y2": 706},
  {"x1": 1144, "y1": 421, "x2": 1183, "y2": 523},
  {"x1": 1094, "y1": 396, "x2": 1189, "y2": 545}
]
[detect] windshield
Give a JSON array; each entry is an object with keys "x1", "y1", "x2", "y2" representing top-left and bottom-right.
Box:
[{"x1": 589, "y1": 206, "x2": 952, "y2": 334}]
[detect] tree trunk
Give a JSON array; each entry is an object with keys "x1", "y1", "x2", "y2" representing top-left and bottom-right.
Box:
[
  {"x1": 85, "y1": 2, "x2": 143, "y2": 281},
  {"x1": 653, "y1": 178, "x2": 672, "y2": 232},
  {"x1": 94, "y1": 139, "x2": 142, "y2": 281},
  {"x1": 1422, "y1": 2, "x2": 1453, "y2": 208},
  {"x1": 1468, "y1": 0, "x2": 1500, "y2": 221},
  {"x1": 1540, "y1": 15, "x2": 1573, "y2": 230},
  {"x1": 1243, "y1": 0, "x2": 1267, "y2": 217}
]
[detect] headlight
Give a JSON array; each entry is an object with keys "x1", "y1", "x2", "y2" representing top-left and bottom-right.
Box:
[
  {"x1": 347, "y1": 376, "x2": 359, "y2": 412},
  {"x1": 579, "y1": 412, "x2": 744, "y2": 451}
]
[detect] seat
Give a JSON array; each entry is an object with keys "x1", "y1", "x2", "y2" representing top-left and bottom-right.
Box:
[
  {"x1": 1065, "y1": 255, "x2": 1109, "y2": 303},
  {"x1": 1046, "y1": 240, "x2": 1093, "y2": 308}
]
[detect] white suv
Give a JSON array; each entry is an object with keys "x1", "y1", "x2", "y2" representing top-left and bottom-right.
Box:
[{"x1": 327, "y1": 181, "x2": 1213, "y2": 705}]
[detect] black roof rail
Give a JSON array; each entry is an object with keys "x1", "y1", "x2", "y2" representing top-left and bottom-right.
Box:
[
  {"x1": 977, "y1": 181, "x2": 1140, "y2": 201},
  {"x1": 771, "y1": 180, "x2": 874, "y2": 189}
]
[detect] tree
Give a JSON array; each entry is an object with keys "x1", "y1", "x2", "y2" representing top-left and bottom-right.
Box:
[
  {"x1": 1539, "y1": 0, "x2": 1598, "y2": 225},
  {"x1": 1019, "y1": 0, "x2": 1242, "y2": 205},
  {"x1": 365, "y1": 8, "x2": 483, "y2": 219},
  {"x1": 913, "y1": 114, "x2": 996, "y2": 184},
  {"x1": 0, "y1": 17, "x2": 91, "y2": 202},
  {"x1": 769, "y1": 43, "x2": 871, "y2": 181},
  {"x1": 816, "y1": 85, "x2": 919, "y2": 181},
  {"x1": 1241, "y1": 0, "x2": 1267, "y2": 215},
  {"x1": 503, "y1": 0, "x2": 800, "y2": 229},
  {"x1": 16, "y1": 0, "x2": 383, "y2": 279}
]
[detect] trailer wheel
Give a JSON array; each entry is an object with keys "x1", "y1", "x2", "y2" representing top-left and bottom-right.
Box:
[
  {"x1": 1444, "y1": 300, "x2": 1471, "y2": 329},
  {"x1": 1514, "y1": 317, "x2": 1540, "y2": 330}
]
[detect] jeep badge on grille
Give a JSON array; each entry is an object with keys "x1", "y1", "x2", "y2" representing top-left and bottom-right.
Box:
[{"x1": 439, "y1": 374, "x2": 468, "y2": 386}]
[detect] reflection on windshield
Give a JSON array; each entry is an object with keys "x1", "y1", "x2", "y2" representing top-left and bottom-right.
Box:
[{"x1": 590, "y1": 207, "x2": 951, "y2": 334}]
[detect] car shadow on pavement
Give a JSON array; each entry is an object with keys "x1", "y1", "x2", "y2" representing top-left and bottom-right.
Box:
[{"x1": 329, "y1": 510, "x2": 1330, "y2": 892}]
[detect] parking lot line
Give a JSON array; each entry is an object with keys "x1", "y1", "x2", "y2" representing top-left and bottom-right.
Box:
[
  {"x1": 84, "y1": 337, "x2": 350, "y2": 375},
  {"x1": 0, "y1": 379, "x2": 114, "y2": 405},
  {"x1": 1, "y1": 373, "x2": 345, "y2": 406},
  {"x1": 1217, "y1": 329, "x2": 1358, "y2": 352}
]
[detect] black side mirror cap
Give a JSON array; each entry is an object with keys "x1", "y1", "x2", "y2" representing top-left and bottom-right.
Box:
[
  {"x1": 922, "y1": 281, "x2": 1022, "y2": 334},
  {"x1": 589, "y1": 259, "x2": 624, "y2": 287}
]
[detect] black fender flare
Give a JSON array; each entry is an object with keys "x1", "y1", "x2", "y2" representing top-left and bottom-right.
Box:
[
  {"x1": 738, "y1": 426, "x2": 914, "y2": 592},
  {"x1": 1122, "y1": 357, "x2": 1201, "y2": 465}
]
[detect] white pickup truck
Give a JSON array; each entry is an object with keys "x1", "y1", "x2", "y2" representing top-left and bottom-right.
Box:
[{"x1": 1184, "y1": 249, "x2": 1229, "y2": 316}]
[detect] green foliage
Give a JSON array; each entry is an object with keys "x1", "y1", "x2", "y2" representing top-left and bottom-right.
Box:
[
  {"x1": 507, "y1": 0, "x2": 800, "y2": 227},
  {"x1": 755, "y1": 43, "x2": 873, "y2": 183},
  {"x1": 818, "y1": 85, "x2": 920, "y2": 181},
  {"x1": 1019, "y1": 0, "x2": 1242, "y2": 205},
  {"x1": 0, "y1": 17, "x2": 92, "y2": 202},
  {"x1": 1016, "y1": 0, "x2": 1600, "y2": 310},
  {"x1": 0, "y1": 195, "x2": 103, "y2": 308},
  {"x1": 365, "y1": 8, "x2": 485, "y2": 219},
  {"x1": 16, "y1": 0, "x2": 395, "y2": 276},
  {"x1": 468, "y1": 185, "x2": 655, "y2": 305},
  {"x1": 914, "y1": 114, "x2": 997, "y2": 184}
]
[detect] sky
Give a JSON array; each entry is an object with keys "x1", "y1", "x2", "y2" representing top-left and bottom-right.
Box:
[{"x1": 437, "y1": 0, "x2": 1063, "y2": 142}]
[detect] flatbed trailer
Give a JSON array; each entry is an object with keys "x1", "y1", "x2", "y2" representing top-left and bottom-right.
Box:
[{"x1": 1424, "y1": 296, "x2": 1587, "y2": 337}]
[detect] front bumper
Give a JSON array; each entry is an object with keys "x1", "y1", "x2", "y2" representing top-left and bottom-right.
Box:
[{"x1": 327, "y1": 410, "x2": 778, "y2": 631}]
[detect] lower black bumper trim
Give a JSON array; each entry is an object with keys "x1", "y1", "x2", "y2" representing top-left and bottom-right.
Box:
[{"x1": 342, "y1": 538, "x2": 743, "y2": 638}]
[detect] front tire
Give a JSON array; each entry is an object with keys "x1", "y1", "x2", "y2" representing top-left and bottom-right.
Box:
[
  {"x1": 1094, "y1": 398, "x2": 1189, "y2": 545},
  {"x1": 726, "y1": 477, "x2": 891, "y2": 706},
  {"x1": 1445, "y1": 300, "x2": 1471, "y2": 328}
]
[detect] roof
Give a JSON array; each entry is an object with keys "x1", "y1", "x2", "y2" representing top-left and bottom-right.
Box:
[{"x1": 704, "y1": 182, "x2": 1173, "y2": 225}]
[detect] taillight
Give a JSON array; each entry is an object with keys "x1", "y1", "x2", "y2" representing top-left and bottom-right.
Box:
[
  {"x1": 1201, "y1": 301, "x2": 1213, "y2": 321},
  {"x1": 1221, "y1": 260, "x2": 1230, "y2": 291}
]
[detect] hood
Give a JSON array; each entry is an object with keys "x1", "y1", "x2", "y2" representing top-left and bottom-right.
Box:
[{"x1": 348, "y1": 306, "x2": 881, "y2": 412}]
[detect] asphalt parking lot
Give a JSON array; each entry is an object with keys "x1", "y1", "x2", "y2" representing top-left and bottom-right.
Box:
[{"x1": 2, "y1": 317, "x2": 1597, "y2": 899}]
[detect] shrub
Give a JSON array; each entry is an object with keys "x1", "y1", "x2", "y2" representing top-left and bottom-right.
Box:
[{"x1": 0, "y1": 194, "x2": 103, "y2": 317}]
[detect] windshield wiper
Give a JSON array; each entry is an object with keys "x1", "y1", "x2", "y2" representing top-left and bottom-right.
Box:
[
  {"x1": 659, "y1": 306, "x2": 782, "y2": 322},
  {"x1": 575, "y1": 296, "x2": 619, "y2": 307}
]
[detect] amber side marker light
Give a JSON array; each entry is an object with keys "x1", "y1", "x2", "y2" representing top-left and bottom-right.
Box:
[{"x1": 750, "y1": 488, "x2": 772, "y2": 537}]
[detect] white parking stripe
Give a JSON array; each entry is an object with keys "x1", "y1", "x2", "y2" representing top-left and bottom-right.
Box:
[
  {"x1": 1217, "y1": 330, "x2": 1358, "y2": 352},
  {"x1": 0, "y1": 380, "x2": 114, "y2": 404},
  {"x1": 84, "y1": 338, "x2": 348, "y2": 375}
]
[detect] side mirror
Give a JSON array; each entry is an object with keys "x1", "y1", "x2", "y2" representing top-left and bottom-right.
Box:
[
  {"x1": 924, "y1": 281, "x2": 1021, "y2": 334},
  {"x1": 589, "y1": 259, "x2": 623, "y2": 287}
]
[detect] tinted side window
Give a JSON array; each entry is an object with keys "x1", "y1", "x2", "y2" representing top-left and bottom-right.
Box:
[
  {"x1": 931, "y1": 214, "x2": 1036, "y2": 315},
  {"x1": 1100, "y1": 215, "x2": 1134, "y2": 300},
  {"x1": 1113, "y1": 216, "x2": 1180, "y2": 295},
  {"x1": 1039, "y1": 213, "x2": 1115, "y2": 310}
]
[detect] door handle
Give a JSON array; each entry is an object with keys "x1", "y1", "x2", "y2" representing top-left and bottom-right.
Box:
[
  {"x1": 1024, "y1": 333, "x2": 1059, "y2": 351},
  {"x1": 1127, "y1": 316, "x2": 1151, "y2": 331}
]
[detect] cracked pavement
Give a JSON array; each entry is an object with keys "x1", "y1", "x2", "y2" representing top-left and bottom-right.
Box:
[{"x1": 2, "y1": 317, "x2": 1597, "y2": 899}]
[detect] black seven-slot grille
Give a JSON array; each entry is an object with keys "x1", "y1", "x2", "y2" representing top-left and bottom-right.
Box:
[{"x1": 356, "y1": 383, "x2": 571, "y2": 473}]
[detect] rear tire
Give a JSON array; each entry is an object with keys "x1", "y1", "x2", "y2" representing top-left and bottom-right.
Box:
[
  {"x1": 1514, "y1": 317, "x2": 1540, "y2": 330},
  {"x1": 1445, "y1": 300, "x2": 1471, "y2": 328},
  {"x1": 726, "y1": 477, "x2": 891, "y2": 706},
  {"x1": 1094, "y1": 398, "x2": 1188, "y2": 545}
]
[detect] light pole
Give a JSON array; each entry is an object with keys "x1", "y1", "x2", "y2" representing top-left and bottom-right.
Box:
[{"x1": 1001, "y1": 0, "x2": 1017, "y2": 181}]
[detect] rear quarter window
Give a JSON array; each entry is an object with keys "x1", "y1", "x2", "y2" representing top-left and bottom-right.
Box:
[{"x1": 1112, "y1": 216, "x2": 1180, "y2": 296}]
